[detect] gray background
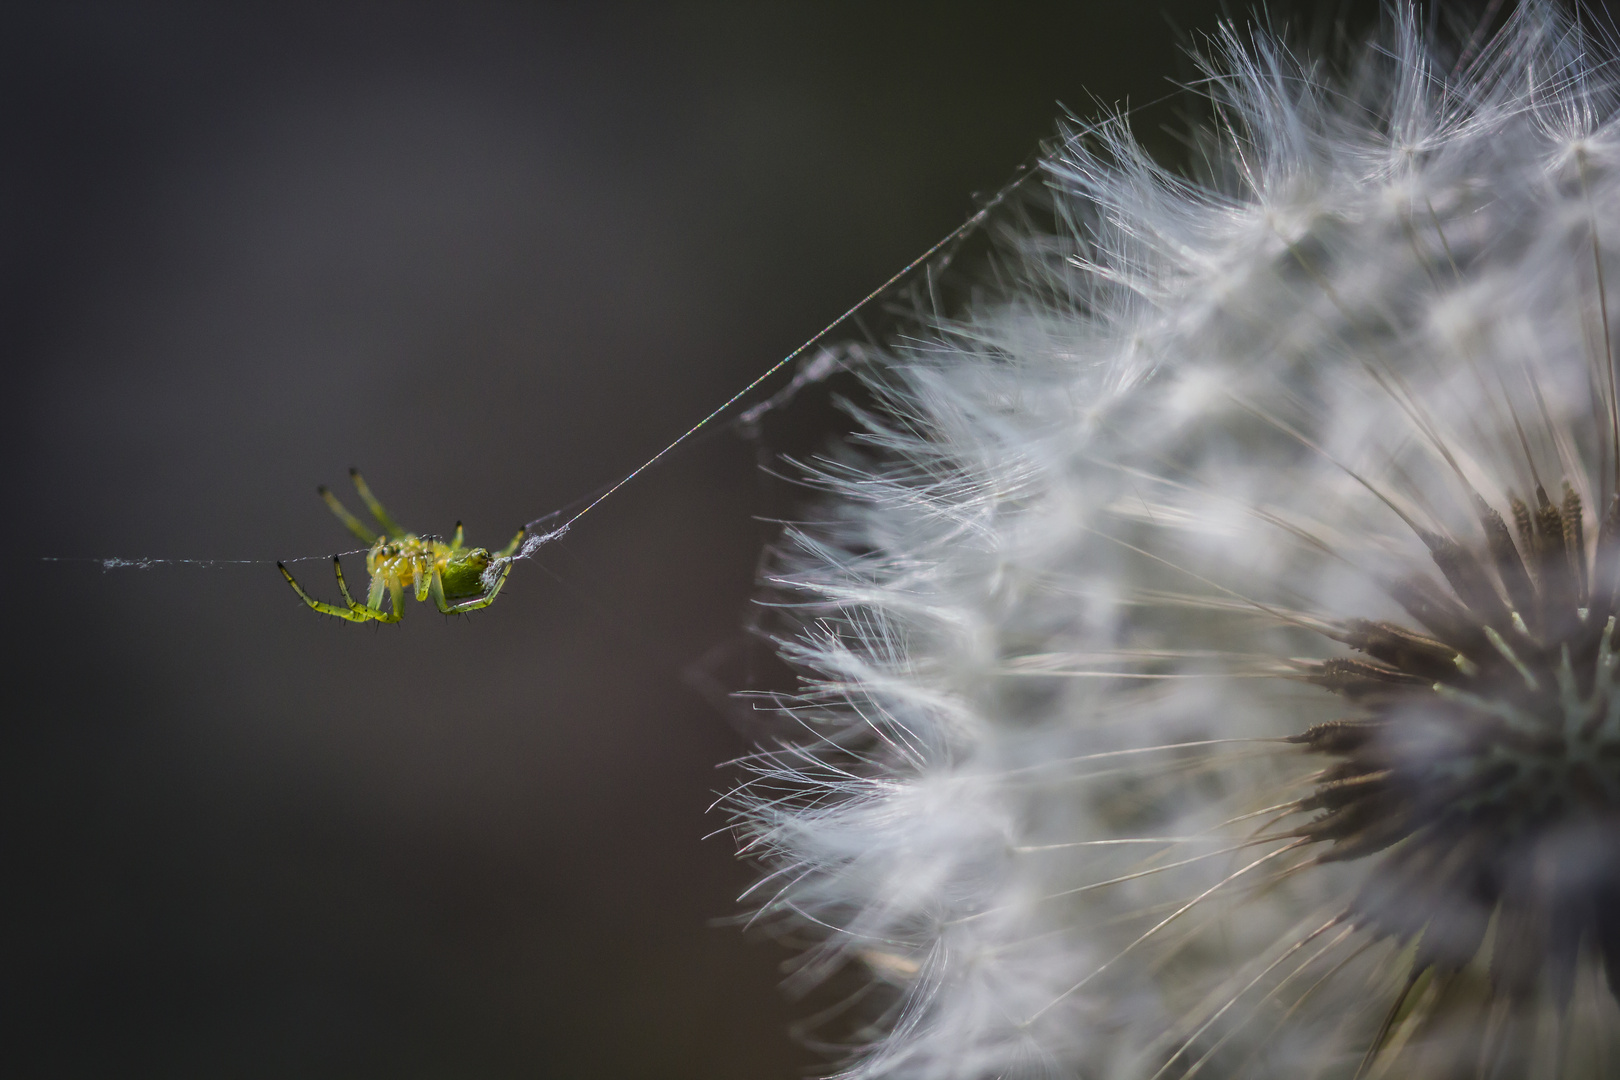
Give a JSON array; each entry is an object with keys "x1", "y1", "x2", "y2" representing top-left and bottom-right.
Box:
[{"x1": 4, "y1": 1, "x2": 1471, "y2": 1076}]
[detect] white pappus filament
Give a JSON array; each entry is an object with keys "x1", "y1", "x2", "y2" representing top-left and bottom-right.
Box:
[{"x1": 730, "y1": 4, "x2": 1620, "y2": 1078}]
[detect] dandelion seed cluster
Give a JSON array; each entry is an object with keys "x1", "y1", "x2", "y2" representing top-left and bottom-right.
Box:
[{"x1": 735, "y1": 4, "x2": 1620, "y2": 1077}]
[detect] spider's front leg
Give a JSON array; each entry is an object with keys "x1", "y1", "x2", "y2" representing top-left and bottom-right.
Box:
[
  {"x1": 335, "y1": 556, "x2": 400, "y2": 623},
  {"x1": 280, "y1": 558, "x2": 382, "y2": 623}
]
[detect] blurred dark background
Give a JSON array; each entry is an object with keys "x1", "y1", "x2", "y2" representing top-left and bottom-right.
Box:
[{"x1": 0, "y1": 1, "x2": 1475, "y2": 1076}]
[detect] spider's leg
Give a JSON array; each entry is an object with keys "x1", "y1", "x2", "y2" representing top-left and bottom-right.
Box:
[
  {"x1": 495, "y1": 527, "x2": 526, "y2": 559},
  {"x1": 349, "y1": 469, "x2": 406, "y2": 539},
  {"x1": 449, "y1": 522, "x2": 465, "y2": 551},
  {"x1": 367, "y1": 571, "x2": 387, "y2": 609},
  {"x1": 351, "y1": 574, "x2": 404, "y2": 623},
  {"x1": 437, "y1": 558, "x2": 512, "y2": 613},
  {"x1": 412, "y1": 552, "x2": 432, "y2": 603},
  {"x1": 333, "y1": 557, "x2": 392, "y2": 621},
  {"x1": 387, "y1": 580, "x2": 407, "y2": 620},
  {"x1": 333, "y1": 557, "x2": 362, "y2": 608},
  {"x1": 319, "y1": 487, "x2": 376, "y2": 543},
  {"x1": 427, "y1": 564, "x2": 453, "y2": 613},
  {"x1": 279, "y1": 561, "x2": 375, "y2": 623}
]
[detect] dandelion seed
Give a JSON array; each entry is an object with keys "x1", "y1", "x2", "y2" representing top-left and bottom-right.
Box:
[{"x1": 731, "y1": 4, "x2": 1620, "y2": 1077}]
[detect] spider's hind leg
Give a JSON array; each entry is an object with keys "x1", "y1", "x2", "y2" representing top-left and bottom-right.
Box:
[
  {"x1": 496, "y1": 527, "x2": 526, "y2": 559},
  {"x1": 280, "y1": 560, "x2": 377, "y2": 623}
]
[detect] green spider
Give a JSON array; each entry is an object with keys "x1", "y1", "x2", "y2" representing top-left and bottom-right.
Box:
[{"x1": 279, "y1": 469, "x2": 525, "y2": 623}]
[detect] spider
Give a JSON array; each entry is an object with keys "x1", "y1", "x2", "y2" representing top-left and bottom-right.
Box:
[{"x1": 279, "y1": 469, "x2": 525, "y2": 623}]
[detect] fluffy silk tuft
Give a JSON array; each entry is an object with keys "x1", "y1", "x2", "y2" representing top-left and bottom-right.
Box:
[{"x1": 734, "y1": 4, "x2": 1620, "y2": 1078}]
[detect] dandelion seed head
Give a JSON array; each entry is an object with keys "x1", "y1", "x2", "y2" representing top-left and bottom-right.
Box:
[{"x1": 734, "y1": 4, "x2": 1620, "y2": 1077}]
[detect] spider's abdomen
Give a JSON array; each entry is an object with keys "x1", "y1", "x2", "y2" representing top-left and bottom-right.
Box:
[{"x1": 439, "y1": 549, "x2": 493, "y2": 600}]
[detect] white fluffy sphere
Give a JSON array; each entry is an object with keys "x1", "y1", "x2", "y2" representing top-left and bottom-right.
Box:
[{"x1": 735, "y1": 5, "x2": 1620, "y2": 1078}]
